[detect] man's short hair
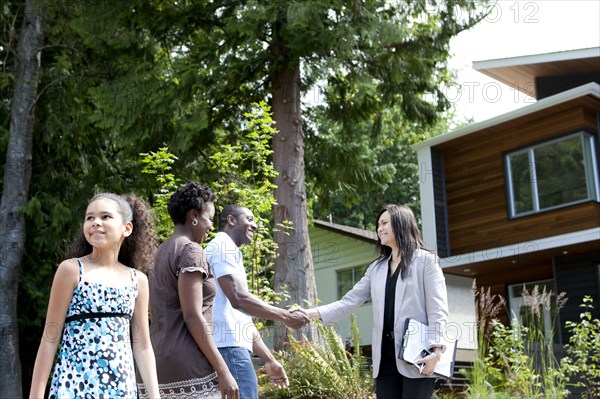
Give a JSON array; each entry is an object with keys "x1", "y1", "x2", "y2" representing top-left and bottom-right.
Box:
[{"x1": 218, "y1": 204, "x2": 246, "y2": 231}]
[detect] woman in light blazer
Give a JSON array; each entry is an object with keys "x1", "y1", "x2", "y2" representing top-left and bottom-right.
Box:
[{"x1": 304, "y1": 204, "x2": 449, "y2": 399}]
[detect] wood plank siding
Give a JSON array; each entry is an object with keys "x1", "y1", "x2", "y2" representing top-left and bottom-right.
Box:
[{"x1": 435, "y1": 101, "x2": 600, "y2": 256}]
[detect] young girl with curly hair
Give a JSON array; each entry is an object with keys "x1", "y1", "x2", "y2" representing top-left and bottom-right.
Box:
[{"x1": 29, "y1": 193, "x2": 160, "y2": 399}]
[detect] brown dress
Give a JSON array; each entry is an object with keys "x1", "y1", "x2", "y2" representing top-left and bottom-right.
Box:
[{"x1": 137, "y1": 235, "x2": 220, "y2": 399}]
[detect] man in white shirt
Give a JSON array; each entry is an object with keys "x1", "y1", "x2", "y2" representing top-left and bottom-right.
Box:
[{"x1": 206, "y1": 204, "x2": 309, "y2": 399}]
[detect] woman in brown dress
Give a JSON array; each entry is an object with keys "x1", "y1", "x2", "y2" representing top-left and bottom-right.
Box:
[{"x1": 138, "y1": 182, "x2": 238, "y2": 399}]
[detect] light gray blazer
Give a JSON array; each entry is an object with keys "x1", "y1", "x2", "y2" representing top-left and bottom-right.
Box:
[{"x1": 317, "y1": 248, "x2": 449, "y2": 379}]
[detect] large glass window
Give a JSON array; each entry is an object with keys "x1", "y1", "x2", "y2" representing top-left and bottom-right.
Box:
[
  {"x1": 336, "y1": 265, "x2": 367, "y2": 300},
  {"x1": 506, "y1": 132, "x2": 599, "y2": 217}
]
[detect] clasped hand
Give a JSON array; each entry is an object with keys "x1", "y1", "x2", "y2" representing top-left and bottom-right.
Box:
[{"x1": 284, "y1": 306, "x2": 310, "y2": 329}]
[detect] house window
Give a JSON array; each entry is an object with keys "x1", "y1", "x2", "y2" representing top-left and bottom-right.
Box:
[
  {"x1": 336, "y1": 265, "x2": 367, "y2": 300},
  {"x1": 508, "y1": 279, "x2": 561, "y2": 343},
  {"x1": 505, "y1": 131, "x2": 599, "y2": 217}
]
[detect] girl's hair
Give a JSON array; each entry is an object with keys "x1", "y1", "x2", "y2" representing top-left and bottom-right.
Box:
[
  {"x1": 119, "y1": 194, "x2": 158, "y2": 273},
  {"x1": 375, "y1": 204, "x2": 425, "y2": 280},
  {"x1": 167, "y1": 181, "x2": 216, "y2": 225},
  {"x1": 68, "y1": 193, "x2": 158, "y2": 273}
]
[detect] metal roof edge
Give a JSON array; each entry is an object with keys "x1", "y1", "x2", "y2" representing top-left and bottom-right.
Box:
[
  {"x1": 412, "y1": 82, "x2": 600, "y2": 151},
  {"x1": 473, "y1": 47, "x2": 600, "y2": 71},
  {"x1": 312, "y1": 219, "x2": 378, "y2": 242},
  {"x1": 438, "y1": 228, "x2": 600, "y2": 269}
]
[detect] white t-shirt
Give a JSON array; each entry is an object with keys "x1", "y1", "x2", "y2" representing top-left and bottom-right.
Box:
[{"x1": 206, "y1": 232, "x2": 256, "y2": 351}]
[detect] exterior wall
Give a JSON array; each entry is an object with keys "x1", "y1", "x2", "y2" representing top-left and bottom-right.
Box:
[
  {"x1": 415, "y1": 97, "x2": 599, "y2": 347},
  {"x1": 435, "y1": 105, "x2": 599, "y2": 256},
  {"x1": 445, "y1": 274, "x2": 477, "y2": 351},
  {"x1": 554, "y1": 252, "x2": 600, "y2": 342},
  {"x1": 536, "y1": 72, "x2": 600, "y2": 99},
  {"x1": 413, "y1": 64, "x2": 599, "y2": 386},
  {"x1": 417, "y1": 146, "x2": 438, "y2": 251}
]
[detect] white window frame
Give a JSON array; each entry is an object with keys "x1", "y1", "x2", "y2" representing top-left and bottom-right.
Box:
[
  {"x1": 505, "y1": 131, "x2": 599, "y2": 218},
  {"x1": 336, "y1": 265, "x2": 367, "y2": 300}
]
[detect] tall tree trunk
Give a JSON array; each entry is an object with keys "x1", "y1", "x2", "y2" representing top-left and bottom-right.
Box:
[
  {"x1": 0, "y1": 0, "x2": 44, "y2": 396},
  {"x1": 271, "y1": 31, "x2": 319, "y2": 349}
]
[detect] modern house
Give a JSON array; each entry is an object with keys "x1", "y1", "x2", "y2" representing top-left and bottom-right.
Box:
[
  {"x1": 307, "y1": 48, "x2": 599, "y2": 393},
  {"x1": 413, "y1": 47, "x2": 600, "y2": 342}
]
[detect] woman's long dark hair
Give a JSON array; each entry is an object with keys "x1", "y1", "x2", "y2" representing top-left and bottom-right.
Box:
[
  {"x1": 375, "y1": 204, "x2": 425, "y2": 280},
  {"x1": 68, "y1": 193, "x2": 158, "y2": 273}
]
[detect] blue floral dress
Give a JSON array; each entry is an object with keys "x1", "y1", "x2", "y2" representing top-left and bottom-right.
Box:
[{"x1": 49, "y1": 259, "x2": 139, "y2": 399}]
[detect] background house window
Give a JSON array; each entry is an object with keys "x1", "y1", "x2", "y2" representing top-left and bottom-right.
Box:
[
  {"x1": 505, "y1": 131, "x2": 599, "y2": 217},
  {"x1": 336, "y1": 265, "x2": 367, "y2": 299},
  {"x1": 508, "y1": 279, "x2": 561, "y2": 344}
]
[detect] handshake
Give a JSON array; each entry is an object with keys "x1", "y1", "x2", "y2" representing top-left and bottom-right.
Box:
[{"x1": 281, "y1": 306, "x2": 320, "y2": 330}]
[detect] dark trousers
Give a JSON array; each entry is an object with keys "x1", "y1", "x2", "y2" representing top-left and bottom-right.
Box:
[
  {"x1": 375, "y1": 372, "x2": 435, "y2": 399},
  {"x1": 376, "y1": 333, "x2": 435, "y2": 399}
]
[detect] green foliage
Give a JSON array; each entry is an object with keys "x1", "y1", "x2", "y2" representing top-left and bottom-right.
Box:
[
  {"x1": 464, "y1": 284, "x2": 572, "y2": 399},
  {"x1": 485, "y1": 318, "x2": 540, "y2": 397},
  {"x1": 308, "y1": 105, "x2": 457, "y2": 228},
  {"x1": 6, "y1": 0, "x2": 492, "y2": 391},
  {"x1": 460, "y1": 357, "x2": 494, "y2": 399},
  {"x1": 209, "y1": 100, "x2": 278, "y2": 213},
  {"x1": 461, "y1": 284, "x2": 505, "y2": 399},
  {"x1": 137, "y1": 103, "x2": 282, "y2": 310},
  {"x1": 433, "y1": 392, "x2": 463, "y2": 399},
  {"x1": 561, "y1": 296, "x2": 600, "y2": 399},
  {"x1": 208, "y1": 101, "x2": 282, "y2": 310},
  {"x1": 140, "y1": 147, "x2": 180, "y2": 241},
  {"x1": 259, "y1": 315, "x2": 373, "y2": 399},
  {"x1": 129, "y1": 0, "x2": 489, "y2": 229}
]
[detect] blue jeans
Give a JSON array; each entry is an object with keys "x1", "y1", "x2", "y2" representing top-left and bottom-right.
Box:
[{"x1": 218, "y1": 347, "x2": 258, "y2": 399}]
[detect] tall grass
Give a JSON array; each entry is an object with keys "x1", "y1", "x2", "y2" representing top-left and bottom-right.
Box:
[
  {"x1": 461, "y1": 282, "x2": 505, "y2": 399},
  {"x1": 520, "y1": 286, "x2": 569, "y2": 398},
  {"x1": 464, "y1": 282, "x2": 571, "y2": 399}
]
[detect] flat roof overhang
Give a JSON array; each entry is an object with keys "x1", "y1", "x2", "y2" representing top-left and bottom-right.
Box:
[
  {"x1": 441, "y1": 228, "x2": 600, "y2": 281},
  {"x1": 473, "y1": 47, "x2": 600, "y2": 98},
  {"x1": 413, "y1": 82, "x2": 600, "y2": 152}
]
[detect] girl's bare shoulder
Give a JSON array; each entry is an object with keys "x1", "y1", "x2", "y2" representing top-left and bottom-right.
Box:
[
  {"x1": 135, "y1": 269, "x2": 149, "y2": 284},
  {"x1": 54, "y1": 258, "x2": 80, "y2": 286}
]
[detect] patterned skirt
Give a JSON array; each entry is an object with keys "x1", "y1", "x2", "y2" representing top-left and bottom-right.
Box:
[{"x1": 138, "y1": 372, "x2": 220, "y2": 399}]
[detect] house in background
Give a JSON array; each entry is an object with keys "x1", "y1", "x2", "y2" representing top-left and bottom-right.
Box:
[
  {"x1": 268, "y1": 47, "x2": 598, "y2": 394},
  {"x1": 309, "y1": 220, "x2": 477, "y2": 363},
  {"x1": 413, "y1": 47, "x2": 600, "y2": 343}
]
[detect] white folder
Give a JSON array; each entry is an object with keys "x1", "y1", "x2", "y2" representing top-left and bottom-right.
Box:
[{"x1": 398, "y1": 318, "x2": 458, "y2": 379}]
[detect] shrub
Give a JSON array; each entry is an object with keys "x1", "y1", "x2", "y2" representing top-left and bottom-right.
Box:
[
  {"x1": 258, "y1": 314, "x2": 374, "y2": 399},
  {"x1": 561, "y1": 296, "x2": 600, "y2": 399},
  {"x1": 464, "y1": 283, "x2": 571, "y2": 399}
]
